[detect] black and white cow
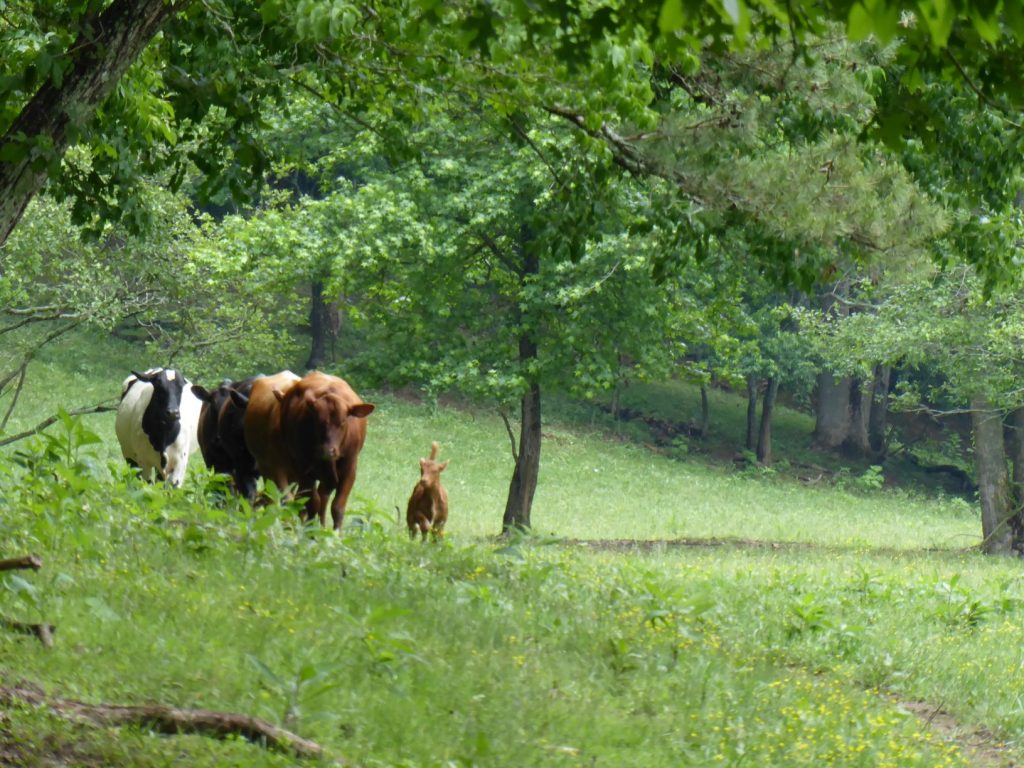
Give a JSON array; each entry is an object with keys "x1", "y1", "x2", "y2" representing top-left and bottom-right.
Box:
[{"x1": 115, "y1": 368, "x2": 207, "y2": 487}]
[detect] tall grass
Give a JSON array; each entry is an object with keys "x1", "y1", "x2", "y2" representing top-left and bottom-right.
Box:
[
  {"x1": 0, "y1": 333, "x2": 1002, "y2": 766},
  {"x1": 0, "y1": 459, "x2": 975, "y2": 767},
  {"x1": 4, "y1": 336, "x2": 980, "y2": 550}
]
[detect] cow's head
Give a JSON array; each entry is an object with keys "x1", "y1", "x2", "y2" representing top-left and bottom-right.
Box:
[
  {"x1": 281, "y1": 386, "x2": 374, "y2": 462},
  {"x1": 417, "y1": 441, "x2": 448, "y2": 490},
  {"x1": 132, "y1": 369, "x2": 190, "y2": 425}
]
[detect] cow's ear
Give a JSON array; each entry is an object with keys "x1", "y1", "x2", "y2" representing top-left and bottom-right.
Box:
[
  {"x1": 350, "y1": 403, "x2": 375, "y2": 418},
  {"x1": 273, "y1": 388, "x2": 286, "y2": 402},
  {"x1": 439, "y1": 460, "x2": 449, "y2": 471},
  {"x1": 229, "y1": 389, "x2": 250, "y2": 408},
  {"x1": 131, "y1": 369, "x2": 152, "y2": 382},
  {"x1": 191, "y1": 385, "x2": 212, "y2": 402}
]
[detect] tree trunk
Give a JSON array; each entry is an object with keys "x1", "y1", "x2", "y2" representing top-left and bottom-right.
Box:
[
  {"x1": 867, "y1": 364, "x2": 891, "y2": 457},
  {"x1": 0, "y1": 0, "x2": 185, "y2": 247},
  {"x1": 842, "y1": 377, "x2": 871, "y2": 457},
  {"x1": 813, "y1": 282, "x2": 851, "y2": 450},
  {"x1": 971, "y1": 396, "x2": 1017, "y2": 555},
  {"x1": 756, "y1": 377, "x2": 779, "y2": 464},
  {"x1": 814, "y1": 373, "x2": 851, "y2": 449},
  {"x1": 305, "y1": 280, "x2": 329, "y2": 370},
  {"x1": 699, "y1": 384, "x2": 710, "y2": 438},
  {"x1": 1008, "y1": 407, "x2": 1024, "y2": 511},
  {"x1": 502, "y1": 225, "x2": 540, "y2": 534},
  {"x1": 502, "y1": 378, "x2": 541, "y2": 533},
  {"x1": 745, "y1": 376, "x2": 758, "y2": 451}
]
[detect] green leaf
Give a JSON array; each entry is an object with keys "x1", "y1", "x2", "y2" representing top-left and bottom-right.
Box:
[
  {"x1": 658, "y1": 0, "x2": 685, "y2": 34},
  {"x1": 246, "y1": 655, "x2": 285, "y2": 687},
  {"x1": 969, "y1": 8, "x2": 1001, "y2": 43},
  {"x1": 847, "y1": 3, "x2": 873, "y2": 41},
  {"x1": 0, "y1": 141, "x2": 26, "y2": 163},
  {"x1": 918, "y1": 0, "x2": 956, "y2": 47}
]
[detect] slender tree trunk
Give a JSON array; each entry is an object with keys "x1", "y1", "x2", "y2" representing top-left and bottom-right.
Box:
[
  {"x1": 842, "y1": 377, "x2": 871, "y2": 457},
  {"x1": 305, "y1": 280, "x2": 329, "y2": 370},
  {"x1": 756, "y1": 378, "x2": 779, "y2": 464},
  {"x1": 0, "y1": 0, "x2": 186, "y2": 247},
  {"x1": 699, "y1": 384, "x2": 710, "y2": 438},
  {"x1": 328, "y1": 301, "x2": 341, "y2": 361},
  {"x1": 1008, "y1": 407, "x2": 1024, "y2": 511},
  {"x1": 814, "y1": 373, "x2": 852, "y2": 449},
  {"x1": 813, "y1": 282, "x2": 851, "y2": 450},
  {"x1": 867, "y1": 364, "x2": 891, "y2": 457},
  {"x1": 502, "y1": 226, "x2": 540, "y2": 534},
  {"x1": 745, "y1": 376, "x2": 759, "y2": 451},
  {"x1": 502, "y1": 379, "x2": 541, "y2": 533},
  {"x1": 971, "y1": 396, "x2": 1017, "y2": 555}
]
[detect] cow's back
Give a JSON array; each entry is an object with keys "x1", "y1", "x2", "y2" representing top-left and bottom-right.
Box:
[
  {"x1": 115, "y1": 377, "x2": 159, "y2": 473},
  {"x1": 244, "y1": 370, "x2": 300, "y2": 490}
]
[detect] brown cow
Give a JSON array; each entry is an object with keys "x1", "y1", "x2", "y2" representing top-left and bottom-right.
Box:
[
  {"x1": 276, "y1": 371, "x2": 375, "y2": 530},
  {"x1": 239, "y1": 370, "x2": 301, "y2": 496},
  {"x1": 406, "y1": 441, "x2": 449, "y2": 541}
]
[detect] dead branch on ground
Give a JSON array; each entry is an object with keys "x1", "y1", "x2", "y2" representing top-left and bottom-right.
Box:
[
  {"x1": 0, "y1": 684, "x2": 345, "y2": 763},
  {"x1": 0, "y1": 619, "x2": 55, "y2": 647},
  {"x1": 0, "y1": 555, "x2": 42, "y2": 571}
]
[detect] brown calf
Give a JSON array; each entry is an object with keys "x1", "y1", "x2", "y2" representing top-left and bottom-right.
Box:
[{"x1": 406, "y1": 441, "x2": 449, "y2": 541}]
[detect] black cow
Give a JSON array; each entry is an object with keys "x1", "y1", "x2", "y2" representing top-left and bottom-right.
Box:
[{"x1": 195, "y1": 375, "x2": 262, "y2": 501}]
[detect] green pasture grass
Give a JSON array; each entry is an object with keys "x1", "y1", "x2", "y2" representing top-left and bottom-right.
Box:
[
  {"x1": 604, "y1": 379, "x2": 824, "y2": 464},
  {"x1": 0, "y1": 453, "x2": 974, "y2": 767},
  {"x1": 355, "y1": 394, "x2": 980, "y2": 549},
  {"x1": 0, "y1": 331, "x2": 981, "y2": 550},
  {"x1": 0, "y1": 331, "x2": 999, "y2": 765},
  {"x1": 623, "y1": 545, "x2": 1024, "y2": 756},
  {"x1": 2, "y1": 330, "x2": 144, "y2": 435}
]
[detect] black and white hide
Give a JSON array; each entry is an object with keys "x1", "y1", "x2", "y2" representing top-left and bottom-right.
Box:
[{"x1": 115, "y1": 368, "x2": 207, "y2": 487}]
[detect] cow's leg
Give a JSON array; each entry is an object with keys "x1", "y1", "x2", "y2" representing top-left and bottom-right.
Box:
[
  {"x1": 295, "y1": 476, "x2": 322, "y2": 526},
  {"x1": 165, "y1": 456, "x2": 187, "y2": 488},
  {"x1": 315, "y1": 484, "x2": 328, "y2": 528},
  {"x1": 236, "y1": 472, "x2": 259, "y2": 505},
  {"x1": 329, "y1": 458, "x2": 358, "y2": 531},
  {"x1": 125, "y1": 458, "x2": 146, "y2": 483}
]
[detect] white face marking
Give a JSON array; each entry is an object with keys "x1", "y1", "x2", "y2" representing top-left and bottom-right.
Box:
[{"x1": 165, "y1": 370, "x2": 176, "y2": 381}]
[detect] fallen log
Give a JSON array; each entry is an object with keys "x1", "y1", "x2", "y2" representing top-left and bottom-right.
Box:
[
  {"x1": 0, "y1": 684, "x2": 343, "y2": 764},
  {"x1": 0, "y1": 555, "x2": 42, "y2": 572},
  {"x1": 0, "y1": 619, "x2": 55, "y2": 647}
]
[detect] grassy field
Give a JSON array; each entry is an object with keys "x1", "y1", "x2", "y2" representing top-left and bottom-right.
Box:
[{"x1": 0, "y1": 334, "x2": 1012, "y2": 767}]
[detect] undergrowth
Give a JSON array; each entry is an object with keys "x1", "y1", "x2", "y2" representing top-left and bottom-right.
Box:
[{"x1": 0, "y1": 419, "x2": 974, "y2": 767}]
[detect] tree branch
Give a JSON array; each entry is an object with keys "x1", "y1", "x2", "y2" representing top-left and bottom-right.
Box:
[
  {"x1": 0, "y1": 401, "x2": 117, "y2": 447},
  {"x1": 1, "y1": 361, "x2": 28, "y2": 431},
  {"x1": 944, "y1": 50, "x2": 1023, "y2": 129},
  {"x1": 0, "y1": 684, "x2": 344, "y2": 763},
  {"x1": 509, "y1": 116, "x2": 564, "y2": 188},
  {"x1": 499, "y1": 409, "x2": 519, "y2": 464},
  {"x1": 0, "y1": 618, "x2": 55, "y2": 647},
  {"x1": 0, "y1": 555, "x2": 42, "y2": 571}
]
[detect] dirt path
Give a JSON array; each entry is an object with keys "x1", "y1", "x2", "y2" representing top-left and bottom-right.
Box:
[
  {"x1": 896, "y1": 699, "x2": 1015, "y2": 768},
  {"x1": 561, "y1": 535, "x2": 973, "y2": 558}
]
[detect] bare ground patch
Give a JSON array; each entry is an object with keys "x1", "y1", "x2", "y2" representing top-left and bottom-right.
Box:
[
  {"x1": 560, "y1": 535, "x2": 973, "y2": 558},
  {"x1": 895, "y1": 699, "x2": 1016, "y2": 768}
]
